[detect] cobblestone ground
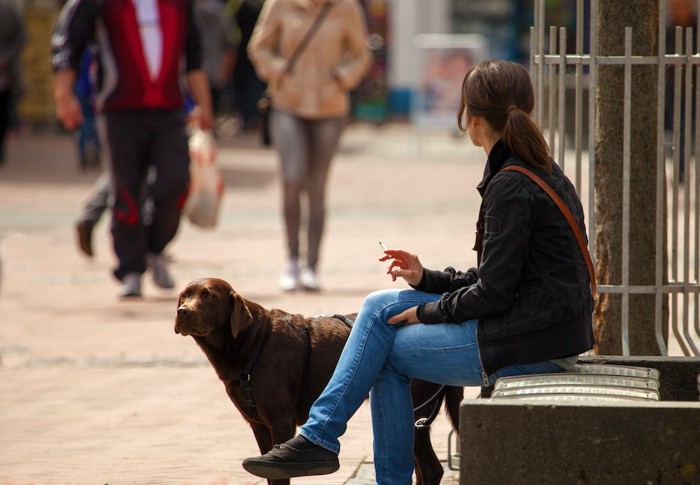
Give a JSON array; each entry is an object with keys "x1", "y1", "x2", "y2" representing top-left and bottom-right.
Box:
[{"x1": 0, "y1": 122, "x2": 483, "y2": 484}]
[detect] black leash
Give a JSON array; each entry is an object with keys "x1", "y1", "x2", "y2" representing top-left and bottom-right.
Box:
[{"x1": 414, "y1": 385, "x2": 447, "y2": 429}]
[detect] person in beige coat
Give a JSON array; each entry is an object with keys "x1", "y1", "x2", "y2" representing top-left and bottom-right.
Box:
[{"x1": 248, "y1": 0, "x2": 371, "y2": 291}]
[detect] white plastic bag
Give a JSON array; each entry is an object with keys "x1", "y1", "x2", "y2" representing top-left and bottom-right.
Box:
[{"x1": 184, "y1": 128, "x2": 224, "y2": 228}]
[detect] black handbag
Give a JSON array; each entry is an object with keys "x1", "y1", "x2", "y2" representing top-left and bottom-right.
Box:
[{"x1": 257, "y1": 2, "x2": 333, "y2": 146}]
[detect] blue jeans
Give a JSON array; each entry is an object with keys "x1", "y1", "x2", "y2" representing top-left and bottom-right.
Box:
[{"x1": 299, "y1": 288, "x2": 565, "y2": 485}]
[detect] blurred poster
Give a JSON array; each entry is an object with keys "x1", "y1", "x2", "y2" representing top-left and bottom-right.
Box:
[{"x1": 411, "y1": 34, "x2": 487, "y2": 128}]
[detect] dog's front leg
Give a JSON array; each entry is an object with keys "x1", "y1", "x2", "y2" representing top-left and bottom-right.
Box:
[
  {"x1": 250, "y1": 421, "x2": 273, "y2": 454},
  {"x1": 249, "y1": 425, "x2": 287, "y2": 485},
  {"x1": 248, "y1": 421, "x2": 294, "y2": 485}
]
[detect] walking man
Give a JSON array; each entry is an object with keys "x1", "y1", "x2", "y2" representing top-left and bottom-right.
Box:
[{"x1": 52, "y1": 0, "x2": 213, "y2": 297}]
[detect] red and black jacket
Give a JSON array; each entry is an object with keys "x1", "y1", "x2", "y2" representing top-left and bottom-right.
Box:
[{"x1": 52, "y1": 0, "x2": 203, "y2": 111}]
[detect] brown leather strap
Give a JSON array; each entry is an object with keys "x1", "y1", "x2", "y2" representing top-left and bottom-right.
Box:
[
  {"x1": 286, "y1": 3, "x2": 333, "y2": 73},
  {"x1": 501, "y1": 165, "x2": 596, "y2": 295}
]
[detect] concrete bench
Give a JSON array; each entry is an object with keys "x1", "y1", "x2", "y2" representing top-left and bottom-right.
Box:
[{"x1": 457, "y1": 356, "x2": 700, "y2": 484}]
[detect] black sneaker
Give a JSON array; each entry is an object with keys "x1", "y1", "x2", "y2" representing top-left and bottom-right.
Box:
[{"x1": 242, "y1": 435, "x2": 339, "y2": 480}]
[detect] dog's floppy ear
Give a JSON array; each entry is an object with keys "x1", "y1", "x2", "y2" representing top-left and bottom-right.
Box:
[{"x1": 230, "y1": 291, "x2": 253, "y2": 338}]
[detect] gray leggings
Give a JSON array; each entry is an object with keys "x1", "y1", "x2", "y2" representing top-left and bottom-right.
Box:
[{"x1": 269, "y1": 109, "x2": 346, "y2": 270}]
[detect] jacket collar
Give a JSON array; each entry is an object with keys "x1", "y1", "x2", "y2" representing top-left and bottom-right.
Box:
[{"x1": 476, "y1": 139, "x2": 515, "y2": 196}]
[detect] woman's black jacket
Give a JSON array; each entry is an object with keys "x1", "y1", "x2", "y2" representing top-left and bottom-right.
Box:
[{"x1": 415, "y1": 140, "x2": 595, "y2": 376}]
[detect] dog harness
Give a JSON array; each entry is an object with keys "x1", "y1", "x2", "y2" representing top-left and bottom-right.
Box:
[{"x1": 236, "y1": 322, "x2": 312, "y2": 410}]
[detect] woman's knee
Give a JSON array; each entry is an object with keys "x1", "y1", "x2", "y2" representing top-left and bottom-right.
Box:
[{"x1": 360, "y1": 289, "x2": 402, "y2": 314}]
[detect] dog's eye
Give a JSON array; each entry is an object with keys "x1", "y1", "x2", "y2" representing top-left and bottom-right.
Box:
[{"x1": 201, "y1": 290, "x2": 212, "y2": 299}]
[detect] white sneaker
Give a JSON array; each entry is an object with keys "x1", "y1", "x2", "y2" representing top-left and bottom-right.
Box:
[
  {"x1": 119, "y1": 272, "x2": 142, "y2": 298},
  {"x1": 299, "y1": 267, "x2": 321, "y2": 292},
  {"x1": 146, "y1": 253, "x2": 175, "y2": 289},
  {"x1": 278, "y1": 260, "x2": 300, "y2": 291}
]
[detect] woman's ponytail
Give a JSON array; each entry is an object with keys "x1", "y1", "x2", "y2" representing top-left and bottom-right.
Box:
[{"x1": 502, "y1": 107, "x2": 551, "y2": 173}]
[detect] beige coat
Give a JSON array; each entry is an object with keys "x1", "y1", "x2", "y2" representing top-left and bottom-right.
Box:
[{"x1": 248, "y1": 0, "x2": 372, "y2": 119}]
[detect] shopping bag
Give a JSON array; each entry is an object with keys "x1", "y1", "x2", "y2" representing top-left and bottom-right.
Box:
[{"x1": 184, "y1": 128, "x2": 224, "y2": 228}]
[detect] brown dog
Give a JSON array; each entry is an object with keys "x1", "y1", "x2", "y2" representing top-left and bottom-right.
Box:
[{"x1": 175, "y1": 277, "x2": 462, "y2": 485}]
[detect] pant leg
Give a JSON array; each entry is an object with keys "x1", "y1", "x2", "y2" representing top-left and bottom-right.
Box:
[
  {"x1": 373, "y1": 321, "x2": 569, "y2": 484},
  {"x1": 105, "y1": 110, "x2": 150, "y2": 280},
  {"x1": 305, "y1": 116, "x2": 345, "y2": 270},
  {"x1": 269, "y1": 109, "x2": 310, "y2": 261},
  {"x1": 0, "y1": 89, "x2": 10, "y2": 163},
  {"x1": 145, "y1": 110, "x2": 189, "y2": 255},
  {"x1": 80, "y1": 172, "x2": 113, "y2": 225},
  {"x1": 299, "y1": 289, "x2": 443, "y2": 455}
]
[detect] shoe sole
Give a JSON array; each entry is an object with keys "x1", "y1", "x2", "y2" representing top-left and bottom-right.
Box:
[{"x1": 242, "y1": 460, "x2": 339, "y2": 479}]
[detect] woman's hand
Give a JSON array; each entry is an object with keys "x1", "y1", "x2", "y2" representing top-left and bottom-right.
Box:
[
  {"x1": 379, "y1": 248, "x2": 424, "y2": 286},
  {"x1": 388, "y1": 306, "x2": 420, "y2": 327}
]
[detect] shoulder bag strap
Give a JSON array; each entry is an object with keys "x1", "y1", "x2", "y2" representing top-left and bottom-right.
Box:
[
  {"x1": 501, "y1": 165, "x2": 596, "y2": 295},
  {"x1": 286, "y1": 2, "x2": 333, "y2": 73}
]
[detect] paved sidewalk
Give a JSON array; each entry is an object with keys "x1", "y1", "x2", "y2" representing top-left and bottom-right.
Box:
[{"x1": 0, "y1": 122, "x2": 484, "y2": 484}]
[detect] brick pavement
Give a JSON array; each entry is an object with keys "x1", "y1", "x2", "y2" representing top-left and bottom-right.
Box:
[{"x1": 0, "y1": 122, "x2": 483, "y2": 484}]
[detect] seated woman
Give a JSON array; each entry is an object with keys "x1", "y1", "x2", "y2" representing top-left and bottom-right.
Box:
[{"x1": 242, "y1": 59, "x2": 596, "y2": 485}]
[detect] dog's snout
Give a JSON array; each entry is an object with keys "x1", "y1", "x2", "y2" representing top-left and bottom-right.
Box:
[{"x1": 177, "y1": 306, "x2": 190, "y2": 317}]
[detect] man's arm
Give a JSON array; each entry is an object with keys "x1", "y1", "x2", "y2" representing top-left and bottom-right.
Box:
[
  {"x1": 51, "y1": 0, "x2": 98, "y2": 130},
  {"x1": 186, "y1": 70, "x2": 213, "y2": 131},
  {"x1": 184, "y1": 0, "x2": 212, "y2": 130}
]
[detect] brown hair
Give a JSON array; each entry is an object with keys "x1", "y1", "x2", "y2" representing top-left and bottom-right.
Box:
[{"x1": 457, "y1": 60, "x2": 551, "y2": 172}]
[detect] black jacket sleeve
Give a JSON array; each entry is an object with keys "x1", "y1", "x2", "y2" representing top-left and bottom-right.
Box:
[
  {"x1": 412, "y1": 266, "x2": 478, "y2": 294},
  {"x1": 51, "y1": 0, "x2": 100, "y2": 72},
  {"x1": 417, "y1": 172, "x2": 535, "y2": 324},
  {"x1": 184, "y1": 0, "x2": 204, "y2": 72}
]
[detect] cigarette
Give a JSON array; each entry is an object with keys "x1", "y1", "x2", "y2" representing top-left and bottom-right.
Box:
[{"x1": 379, "y1": 241, "x2": 388, "y2": 251}]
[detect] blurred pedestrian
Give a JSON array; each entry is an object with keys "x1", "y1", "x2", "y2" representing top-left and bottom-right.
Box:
[
  {"x1": 230, "y1": 0, "x2": 266, "y2": 131},
  {"x1": 242, "y1": 59, "x2": 595, "y2": 484},
  {"x1": 52, "y1": 0, "x2": 213, "y2": 298},
  {"x1": 196, "y1": 0, "x2": 236, "y2": 118},
  {"x1": 248, "y1": 0, "x2": 371, "y2": 291},
  {"x1": 74, "y1": 46, "x2": 101, "y2": 169},
  {"x1": 0, "y1": 0, "x2": 25, "y2": 166}
]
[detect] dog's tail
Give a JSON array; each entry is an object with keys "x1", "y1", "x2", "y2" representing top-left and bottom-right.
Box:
[{"x1": 443, "y1": 386, "x2": 464, "y2": 433}]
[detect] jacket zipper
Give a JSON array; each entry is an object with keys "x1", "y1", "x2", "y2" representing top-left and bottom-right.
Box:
[{"x1": 475, "y1": 326, "x2": 490, "y2": 387}]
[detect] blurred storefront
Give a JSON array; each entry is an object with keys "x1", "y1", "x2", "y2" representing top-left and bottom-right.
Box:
[
  {"x1": 15, "y1": 0, "x2": 578, "y2": 124},
  {"x1": 356, "y1": 0, "x2": 539, "y2": 121},
  {"x1": 15, "y1": 0, "x2": 57, "y2": 125}
]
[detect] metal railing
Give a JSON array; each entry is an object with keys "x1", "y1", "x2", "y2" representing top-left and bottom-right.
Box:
[{"x1": 530, "y1": 0, "x2": 700, "y2": 356}]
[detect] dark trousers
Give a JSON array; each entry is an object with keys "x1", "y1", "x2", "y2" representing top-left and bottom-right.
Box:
[
  {"x1": 104, "y1": 109, "x2": 189, "y2": 280},
  {"x1": 0, "y1": 89, "x2": 11, "y2": 162}
]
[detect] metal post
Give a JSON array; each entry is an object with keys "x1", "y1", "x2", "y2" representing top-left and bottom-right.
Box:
[
  {"x1": 558, "y1": 27, "x2": 567, "y2": 171},
  {"x1": 621, "y1": 27, "x2": 632, "y2": 355},
  {"x1": 655, "y1": 0, "x2": 669, "y2": 355}
]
